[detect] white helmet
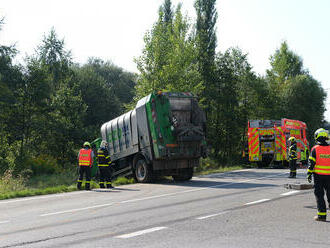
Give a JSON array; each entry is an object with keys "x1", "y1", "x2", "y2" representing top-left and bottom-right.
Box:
[{"x1": 100, "y1": 140, "x2": 108, "y2": 148}]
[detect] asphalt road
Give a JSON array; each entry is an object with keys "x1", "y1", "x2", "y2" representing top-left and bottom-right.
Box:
[{"x1": 0, "y1": 168, "x2": 329, "y2": 248}]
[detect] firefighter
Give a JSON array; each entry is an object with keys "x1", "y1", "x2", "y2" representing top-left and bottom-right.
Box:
[
  {"x1": 288, "y1": 136, "x2": 297, "y2": 178},
  {"x1": 97, "y1": 141, "x2": 113, "y2": 189},
  {"x1": 307, "y1": 128, "x2": 330, "y2": 221},
  {"x1": 77, "y1": 141, "x2": 94, "y2": 190}
]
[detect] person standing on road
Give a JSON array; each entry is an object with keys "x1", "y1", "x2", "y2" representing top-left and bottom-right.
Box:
[
  {"x1": 307, "y1": 128, "x2": 330, "y2": 221},
  {"x1": 288, "y1": 136, "x2": 297, "y2": 178},
  {"x1": 97, "y1": 141, "x2": 113, "y2": 189},
  {"x1": 77, "y1": 141, "x2": 94, "y2": 190}
]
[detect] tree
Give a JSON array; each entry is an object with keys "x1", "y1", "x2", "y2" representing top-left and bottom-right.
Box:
[
  {"x1": 266, "y1": 41, "x2": 326, "y2": 142},
  {"x1": 194, "y1": 0, "x2": 218, "y2": 107},
  {"x1": 135, "y1": 1, "x2": 202, "y2": 100}
]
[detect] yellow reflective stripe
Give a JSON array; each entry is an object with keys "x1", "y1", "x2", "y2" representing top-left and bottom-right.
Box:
[
  {"x1": 309, "y1": 156, "x2": 316, "y2": 162},
  {"x1": 315, "y1": 165, "x2": 330, "y2": 168},
  {"x1": 77, "y1": 180, "x2": 83, "y2": 182},
  {"x1": 308, "y1": 169, "x2": 314, "y2": 173},
  {"x1": 318, "y1": 212, "x2": 327, "y2": 216},
  {"x1": 106, "y1": 182, "x2": 112, "y2": 184},
  {"x1": 314, "y1": 170, "x2": 330, "y2": 174},
  {"x1": 106, "y1": 156, "x2": 110, "y2": 159},
  {"x1": 98, "y1": 154, "x2": 105, "y2": 157},
  {"x1": 99, "y1": 182, "x2": 105, "y2": 184},
  {"x1": 85, "y1": 181, "x2": 91, "y2": 183},
  {"x1": 98, "y1": 164, "x2": 109, "y2": 167}
]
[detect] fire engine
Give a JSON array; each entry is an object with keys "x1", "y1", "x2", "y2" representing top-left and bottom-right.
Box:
[{"x1": 246, "y1": 118, "x2": 309, "y2": 166}]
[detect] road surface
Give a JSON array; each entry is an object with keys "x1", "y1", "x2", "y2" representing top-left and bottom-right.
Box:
[{"x1": 0, "y1": 168, "x2": 329, "y2": 248}]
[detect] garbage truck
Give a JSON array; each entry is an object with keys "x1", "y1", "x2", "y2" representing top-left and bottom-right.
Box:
[{"x1": 99, "y1": 91, "x2": 207, "y2": 183}]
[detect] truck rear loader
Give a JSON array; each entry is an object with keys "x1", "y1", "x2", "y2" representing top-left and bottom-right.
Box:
[{"x1": 100, "y1": 92, "x2": 207, "y2": 183}]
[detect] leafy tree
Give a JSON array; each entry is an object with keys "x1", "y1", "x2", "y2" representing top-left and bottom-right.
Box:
[
  {"x1": 194, "y1": 0, "x2": 218, "y2": 108},
  {"x1": 135, "y1": 1, "x2": 202, "y2": 100},
  {"x1": 37, "y1": 27, "x2": 72, "y2": 90},
  {"x1": 266, "y1": 41, "x2": 326, "y2": 139}
]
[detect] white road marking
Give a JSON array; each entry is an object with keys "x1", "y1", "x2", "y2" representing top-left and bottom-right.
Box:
[
  {"x1": 116, "y1": 226, "x2": 167, "y2": 239},
  {"x1": 40, "y1": 171, "x2": 288, "y2": 217},
  {"x1": 245, "y1": 199, "x2": 270, "y2": 205},
  {"x1": 40, "y1": 203, "x2": 115, "y2": 216},
  {"x1": 281, "y1": 190, "x2": 300, "y2": 196},
  {"x1": 196, "y1": 211, "x2": 229, "y2": 220},
  {"x1": 0, "y1": 191, "x2": 88, "y2": 205},
  {"x1": 0, "y1": 220, "x2": 10, "y2": 224}
]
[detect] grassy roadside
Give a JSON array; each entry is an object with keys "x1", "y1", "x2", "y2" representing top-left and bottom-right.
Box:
[
  {"x1": 0, "y1": 163, "x2": 250, "y2": 200},
  {"x1": 195, "y1": 165, "x2": 246, "y2": 176},
  {"x1": 0, "y1": 169, "x2": 135, "y2": 200}
]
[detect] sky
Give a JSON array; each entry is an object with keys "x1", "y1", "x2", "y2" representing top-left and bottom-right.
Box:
[{"x1": 1, "y1": 0, "x2": 330, "y2": 119}]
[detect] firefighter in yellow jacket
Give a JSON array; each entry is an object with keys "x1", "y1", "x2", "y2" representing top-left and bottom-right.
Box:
[
  {"x1": 288, "y1": 137, "x2": 297, "y2": 178},
  {"x1": 77, "y1": 142, "x2": 94, "y2": 190},
  {"x1": 97, "y1": 141, "x2": 113, "y2": 188},
  {"x1": 307, "y1": 128, "x2": 330, "y2": 221}
]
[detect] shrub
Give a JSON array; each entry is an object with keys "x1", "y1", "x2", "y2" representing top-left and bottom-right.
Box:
[
  {"x1": 26, "y1": 155, "x2": 62, "y2": 175},
  {"x1": 0, "y1": 169, "x2": 27, "y2": 193}
]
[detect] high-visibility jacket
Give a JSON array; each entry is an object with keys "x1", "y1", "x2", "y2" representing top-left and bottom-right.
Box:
[
  {"x1": 313, "y1": 145, "x2": 330, "y2": 175},
  {"x1": 78, "y1": 148, "x2": 93, "y2": 167},
  {"x1": 289, "y1": 143, "x2": 297, "y2": 160},
  {"x1": 97, "y1": 148, "x2": 111, "y2": 167}
]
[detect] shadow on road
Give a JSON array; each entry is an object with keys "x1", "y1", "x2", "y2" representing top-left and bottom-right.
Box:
[{"x1": 149, "y1": 169, "x2": 287, "y2": 189}]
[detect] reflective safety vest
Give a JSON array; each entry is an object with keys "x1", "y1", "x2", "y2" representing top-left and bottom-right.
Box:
[
  {"x1": 78, "y1": 148, "x2": 93, "y2": 167},
  {"x1": 314, "y1": 145, "x2": 330, "y2": 175}
]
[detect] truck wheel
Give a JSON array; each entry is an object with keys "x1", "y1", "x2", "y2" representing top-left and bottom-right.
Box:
[
  {"x1": 135, "y1": 158, "x2": 153, "y2": 183},
  {"x1": 172, "y1": 168, "x2": 193, "y2": 182}
]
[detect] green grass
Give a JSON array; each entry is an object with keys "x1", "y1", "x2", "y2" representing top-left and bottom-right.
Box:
[
  {"x1": 0, "y1": 169, "x2": 137, "y2": 200},
  {"x1": 195, "y1": 165, "x2": 244, "y2": 176}
]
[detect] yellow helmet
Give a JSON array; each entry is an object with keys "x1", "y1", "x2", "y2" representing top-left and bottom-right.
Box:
[
  {"x1": 288, "y1": 136, "x2": 296, "y2": 143},
  {"x1": 314, "y1": 128, "x2": 328, "y2": 142},
  {"x1": 83, "y1": 141, "x2": 91, "y2": 148}
]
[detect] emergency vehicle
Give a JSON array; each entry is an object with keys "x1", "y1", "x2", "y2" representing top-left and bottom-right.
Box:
[{"x1": 247, "y1": 118, "x2": 309, "y2": 166}]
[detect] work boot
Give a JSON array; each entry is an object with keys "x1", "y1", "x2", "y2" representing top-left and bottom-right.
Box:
[
  {"x1": 99, "y1": 183, "x2": 105, "y2": 189},
  {"x1": 106, "y1": 183, "x2": 114, "y2": 189},
  {"x1": 85, "y1": 183, "x2": 90, "y2": 190},
  {"x1": 314, "y1": 216, "x2": 326, "y2": 222},
  {"x1": 292, "y1": 172, "x2": 296, "y2": 178},
  {"x1": 288, "y1": 172, "x2": 293, "y2": 178},
  {"x1": 77, "y1": 181, "x2": 82, "y2": 190}
]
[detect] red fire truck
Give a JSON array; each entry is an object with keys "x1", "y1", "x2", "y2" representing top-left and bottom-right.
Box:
[{"x1": 247, "y1": 118, "x2": 309, "y2": 166}]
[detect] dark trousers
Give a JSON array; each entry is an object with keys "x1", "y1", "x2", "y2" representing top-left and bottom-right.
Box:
[
  {"x1": 77, "y1": 166, "x2": 91, "y2": 189},
  {"x1": 314, "y1": 173, "x2": 330, "y2": 218},
  {"x1": 289, "y1": 159, "x2": 297, "y2": 177},
  {"x1": 99, "y1": 166, "x2": 112, "y2": 188}
]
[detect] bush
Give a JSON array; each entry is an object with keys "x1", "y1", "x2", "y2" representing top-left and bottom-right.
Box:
[
  {"x1": 0, "y1": 169, "x2": 27, "y2": 194},
  {"x1": 26, "y1": 155, "x2": 62, "y2": 175}
]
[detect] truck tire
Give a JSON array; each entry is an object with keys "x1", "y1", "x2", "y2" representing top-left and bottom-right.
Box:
[
  {"x1": 172, "y1": 168, "x2": 193, "y2": 182},
  {"x1": 135, "y1": 158, "x2": 153, "y2": 183}
]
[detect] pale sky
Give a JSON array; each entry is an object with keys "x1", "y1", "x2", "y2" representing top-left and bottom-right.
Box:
[{"x1": 1, "y1": 0, "x2": 330, "y2": 119}]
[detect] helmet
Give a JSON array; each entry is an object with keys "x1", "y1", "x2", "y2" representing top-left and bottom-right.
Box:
[
  {"x1": 314, "y1": 128, "x2": 328, "y2": 142},
  {"x1": 288, "y1": 136, "x2": 296, "y2": 143},
  {"x1": 83, "y1": 141, "x2": 91, "y2": 148},
  {"x1": 100, "y1": 140, "x2": 108, "y2": 148}
]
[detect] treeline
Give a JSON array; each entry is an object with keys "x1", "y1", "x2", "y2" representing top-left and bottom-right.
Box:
[
  {"x1": 0, "y1": 23, "x2": 136, "y2": 174},
  {"x1": 135, "y1": 0, "x2": 326, "y2": 162},
  {"x1": 0, "y1": 0, "x2": 327, "y2": 175}
]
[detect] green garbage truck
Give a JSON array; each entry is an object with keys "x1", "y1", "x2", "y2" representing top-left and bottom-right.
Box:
[{"x1": 100, "y1": 92, "x2": 207, "y2": 183}]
